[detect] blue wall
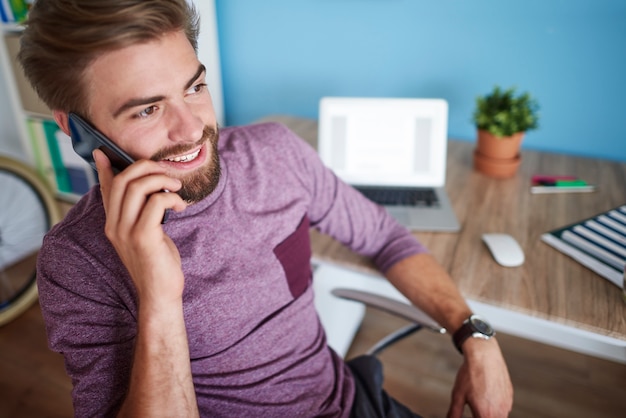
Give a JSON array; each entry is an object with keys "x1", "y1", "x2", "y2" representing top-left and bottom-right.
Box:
[{"x1": 215, "y1": 0, "x2": 626, "y2": 161}]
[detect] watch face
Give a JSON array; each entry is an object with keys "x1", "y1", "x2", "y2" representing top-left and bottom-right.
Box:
[{"x1": 470, "y1": 316, "x2": 494, "y2": 335}]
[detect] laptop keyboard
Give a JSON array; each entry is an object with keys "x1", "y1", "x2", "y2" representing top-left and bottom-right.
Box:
[{"x1": 354, "y1": 186, "x2": 440, "y2": 207}]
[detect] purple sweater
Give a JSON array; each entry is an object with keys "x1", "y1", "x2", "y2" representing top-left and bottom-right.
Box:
[{"x1": 37, "y1": 122, "x2": 426, "y2": 417}]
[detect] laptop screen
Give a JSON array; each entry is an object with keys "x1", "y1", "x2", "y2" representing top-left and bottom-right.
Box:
[{"x1": 318, "y1": 97, "x2": 448, "y2": 188}]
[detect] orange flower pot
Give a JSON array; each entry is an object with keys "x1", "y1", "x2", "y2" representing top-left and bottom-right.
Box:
[
  {"x1": 473, "y1": 150, "x2": 521, "y2": 179},
  {"x1": 473, "y1": 130, "x2": 524, "y2": 178},
  {"x1": 476, "y1": 130, "x2": 524, "y2": 160}
]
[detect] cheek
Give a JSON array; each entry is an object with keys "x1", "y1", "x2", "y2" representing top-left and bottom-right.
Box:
[
  {"x1": 191, "y1": 94, "x2": 217, "y2": 125},
  {"x1": 114, "y1": 126, "x2": 164, "y2": 160}
]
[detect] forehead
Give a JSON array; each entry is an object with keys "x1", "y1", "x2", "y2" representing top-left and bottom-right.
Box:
[{"x1": 84, "y1": 31, "x2": 199, "y2": 115}]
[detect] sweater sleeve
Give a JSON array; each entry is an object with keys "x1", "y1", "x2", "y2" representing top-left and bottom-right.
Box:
[
  {"x1": 273, "y1": 123, "x2": 428, "y2": 273},
  {"x1": 36, "y1": 226, "x2": 136, "y2": 416}
]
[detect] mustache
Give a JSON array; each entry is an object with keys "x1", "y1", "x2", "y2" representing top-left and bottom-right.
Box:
[{"x1": 150, "y1": 126, "x2": 219, "y2": 161}]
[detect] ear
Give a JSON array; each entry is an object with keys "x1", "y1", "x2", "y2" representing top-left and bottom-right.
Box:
[{"x1": 53, "y1": 110, "x2": 70, "y2": 136}]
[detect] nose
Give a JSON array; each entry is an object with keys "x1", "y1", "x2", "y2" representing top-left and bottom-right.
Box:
[{"x1": 166, "y1": 102, "x2": 205, "y2": 143}]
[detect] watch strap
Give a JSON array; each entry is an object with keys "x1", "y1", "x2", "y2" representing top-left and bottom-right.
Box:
[{"x1": 452, "y1": 317, "x2": 474, "y2": 353}]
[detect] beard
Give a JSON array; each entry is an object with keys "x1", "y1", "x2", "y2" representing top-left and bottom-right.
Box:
[{"x1": 151, "y1": 125, "x2": 221, "y2": 204}]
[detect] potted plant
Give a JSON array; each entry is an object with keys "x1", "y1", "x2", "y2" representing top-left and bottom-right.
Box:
[{"x1": 472, "y1": 85, "x2": 539, "y2": 178}]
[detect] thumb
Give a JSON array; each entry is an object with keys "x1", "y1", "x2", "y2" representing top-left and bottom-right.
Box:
[
  {"x1": 447, "y1": 394, "x2": 465, "y2": 418},
  {"x1": 93, "y1": 148, "x2": 114, "y2": 203},
  {"x1": 93, "y1": 148, "x2": 112, "y2": 179}
]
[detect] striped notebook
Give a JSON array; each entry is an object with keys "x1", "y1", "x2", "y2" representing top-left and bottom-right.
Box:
[{"x1": 541, "y1": 205, "x2": 626, "y2": 288}]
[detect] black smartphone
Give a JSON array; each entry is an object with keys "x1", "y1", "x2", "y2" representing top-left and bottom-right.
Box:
[
  {"x1": 68, "y1": 112, "x2": 170, "y2": 223},
  {"x1": 68, "y1": 112, "x2": 135, "y2": 173}
]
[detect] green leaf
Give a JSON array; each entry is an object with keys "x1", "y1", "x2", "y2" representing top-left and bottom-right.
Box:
[{"x1": 472, "y1": 85, "x2": 539, "y2": 138}]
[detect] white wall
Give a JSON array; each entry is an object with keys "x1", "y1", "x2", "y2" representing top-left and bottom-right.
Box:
[
  {"x1": 0, "y1": 53, "x2": 25, "y2": 161},
  {"x1": 0, "y1": 0, "x2": 224, "y2": 163},
  {"x1": 194, "y1": 0, "x2": 224, "y2": 127}
]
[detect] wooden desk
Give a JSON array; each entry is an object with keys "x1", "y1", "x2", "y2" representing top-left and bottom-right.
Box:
[{"x1": 261, "y1": 115, "x2": 626, "y2": 362}]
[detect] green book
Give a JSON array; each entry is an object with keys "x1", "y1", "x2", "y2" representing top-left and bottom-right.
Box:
[
  {"x1": 9, "y1": 0, "x2": 27, "y2": 22},
  {"x1": 26, "y1": 118, "x2": 57, "y2": 191},
  {"x1": 42, "y1": 119, "x2": 72, "y2": 193}
]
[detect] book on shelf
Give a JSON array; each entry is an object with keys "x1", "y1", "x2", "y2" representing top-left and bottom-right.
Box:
[
  {"x1": 42, "y1": 119, "x2": 72, "y2": 194},
  {"x1": 0, "y1": 0, "x2": 29, "y2": 23},
  {"x1": 26, "y1": 117, "x2": 97, "y2": 198},
  {"x1": 26, "y1": 117, "x2": 57, "y2": 190},
  {"x1": 0, "y1": 0, "x2": 12, "y2": 23},
  {"x1": 53, "y1": 121, "x2": 97, "y2": 195},
  {"x1": 541, "y1": 205, "x2": 626, "y2": 289}
]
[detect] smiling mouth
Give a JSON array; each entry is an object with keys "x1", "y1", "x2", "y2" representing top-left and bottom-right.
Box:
[{"x1": 163, "y1": 148, "x2": 201, "y2": 163}]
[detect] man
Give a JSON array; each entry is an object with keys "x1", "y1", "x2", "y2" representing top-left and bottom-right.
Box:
[{"x1": 21, "y1": 1, "x2": 512, "y2": 416}]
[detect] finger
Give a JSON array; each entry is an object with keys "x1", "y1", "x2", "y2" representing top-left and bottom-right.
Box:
[
  {"x1": 93, "y1": 149, "x2": 114, "y2": 214},
  {"x1": 105, "y1": 160, "x2": 169, "y2": 227},
  {"x1": 116, "y1": 173, "x2": 182, "y2": 230},
  {"x1": 136, "y1": 190, "x2": 187, "y2": 229},
  {"x1": 446, "y1": 396, "x2": 465, "y2": 418},
  {"x1": 447, "y1": 369, "x2": 468, "y2": 418}
]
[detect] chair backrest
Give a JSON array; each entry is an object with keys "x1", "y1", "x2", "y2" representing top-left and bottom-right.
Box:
[{"x1": 331, "y1": 288, "x2": 446, "y2": 356}]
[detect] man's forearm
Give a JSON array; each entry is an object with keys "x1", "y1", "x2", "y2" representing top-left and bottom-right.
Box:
[
  {"x1": 385, "y1": 252, "x2": 514, "y2": 417},
  {"x1": 118, "y1": 301, "x2": 199, "y2": 418},
  {"x1": 384, "y1": 252, "x2": 472, "y2": 333}
]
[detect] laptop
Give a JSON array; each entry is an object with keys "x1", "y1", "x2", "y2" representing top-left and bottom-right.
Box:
[{"x1": 318, "y1": 97, "x2": 460, "y2": 232}]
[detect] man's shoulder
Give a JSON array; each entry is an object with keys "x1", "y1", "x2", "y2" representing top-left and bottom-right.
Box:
[
  {"x1": 219, "y1": 122, "x2": 298, "y2": 151},
  {"x1": 216, "y1": 121, "x2": 321, "y2": 195},
  {"x1": 221, "y1": 121, "x2": 291, "y2": 136},
  {"x1": 219, "y1": 122, "x2": 317, "y2": 170},
  {"x1": 46, "y1": 187, "x2": 106, "y2": 245}
]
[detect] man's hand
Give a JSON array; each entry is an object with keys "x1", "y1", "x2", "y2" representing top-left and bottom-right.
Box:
[
  {"x1": 447, "y1": 338, "x2": 513, "y2": 418},
  {"x1": 93, "y1": 149, "x2": 187, "y2": 304}
]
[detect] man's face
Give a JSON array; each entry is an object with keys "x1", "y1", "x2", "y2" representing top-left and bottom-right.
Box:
[{"x1": 84, "y1": 31, "x2": 219, "y2": 203}]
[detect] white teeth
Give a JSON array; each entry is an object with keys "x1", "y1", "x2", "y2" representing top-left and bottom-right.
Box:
[{"x1": 166, "y1": 149, "x2": 200, "y2": 163}]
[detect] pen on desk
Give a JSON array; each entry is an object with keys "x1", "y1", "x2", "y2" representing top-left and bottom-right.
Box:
[
  {"x1": 556, "y1": 179, "x2": 589, "y2": 187},
  {"x1": 531, "y1": 175, "x2": 578, "y2": 184},
  {"x1": 536, "y1": 179, "x2": 591, "y2": 188},
  {"x1": 530, "y1": 178, "x2": 596, "y2": 194}
]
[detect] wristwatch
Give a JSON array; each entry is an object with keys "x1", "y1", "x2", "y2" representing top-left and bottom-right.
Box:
[{"x1": 452, "y1": 314, "x2": 495, "y2": 354}]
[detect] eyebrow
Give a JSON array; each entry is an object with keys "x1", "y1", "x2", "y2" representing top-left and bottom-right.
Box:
[{"x1": 112, "y1": 63, "x2": 207, "y2": 118}]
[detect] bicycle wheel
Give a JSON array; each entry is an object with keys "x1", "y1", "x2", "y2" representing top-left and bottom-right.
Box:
[{"x1": 0, "y1": 155, "x2": 61, "y2": 326}]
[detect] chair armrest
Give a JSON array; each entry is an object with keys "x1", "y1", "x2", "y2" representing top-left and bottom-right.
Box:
[{"x1": 331, "y1": 288, "x2": 446, "y2": 334}]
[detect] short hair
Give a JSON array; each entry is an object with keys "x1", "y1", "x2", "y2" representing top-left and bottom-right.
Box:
[{"x1": 18, "y1": 0, "x2": 200, "y2": 115}]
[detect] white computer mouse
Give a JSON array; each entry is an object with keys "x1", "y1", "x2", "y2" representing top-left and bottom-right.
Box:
[{"x1": 482, "y1": 233, "x2": 525, "y2": 267}]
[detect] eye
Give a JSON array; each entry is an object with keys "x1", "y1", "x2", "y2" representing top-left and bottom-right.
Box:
[
  {"x1": 137, "y1": 105, "x2": 158, "y2": 118},
  {"x1": 187, "y1": 83, "x2": 207, "y2": 95}
]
